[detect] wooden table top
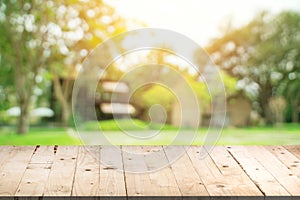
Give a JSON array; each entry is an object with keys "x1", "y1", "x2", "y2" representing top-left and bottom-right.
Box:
[{"x1": 0, "y1": 145, "x2": 300, "y2": 198}]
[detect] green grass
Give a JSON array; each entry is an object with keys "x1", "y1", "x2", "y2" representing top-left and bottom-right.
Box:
[
  {"x1": 0, "y1": 121, "x2": 300, "y2": 145},
  {"x1": 0, "y1": 127, "x2": 82, "y2": 145},
  {"x1": 81, "y1": 119, "x2": 179, "y2": 131},
  {"x1": 79, "y1": 127, "x2": 300, "y2": 146}
]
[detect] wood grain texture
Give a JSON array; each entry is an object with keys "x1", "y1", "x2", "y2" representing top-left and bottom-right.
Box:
[
  {"x1": 99, "y1": 146, "x2": 126, "y2": 197},
  {"x1": 227, "y1": 146, "x2": 289, "y2": 195},
  {"x1": 266, "y1": 146, "x2": 300, "y2": 178},
  {"x1": 123, "y1": 146, "x2": 181, "y2": 197},
  {"x1": 187, "y1": 146, "x2": 263, "y2": 196},
  {"x1": 0, "y1": 146, "x2": 35, "y2": 196},
  {"x1": 285, "y1": 145, "x2": 300, "y2": 160},
  {"x1": 241, "y1": 146, "x2": 300, "y2": 195},
  {"x1": 44, "y1": 146, "x2": 79, "y2": 196},
  {"x1": 16, "y1": 146, "x2": 55, "y2": 196},
  {"x1": 164, "y1": 146, "x2": 209, "y2": 196},
  {"x1": 72, "y1": 146, "x2": 100, "y2": 196},
  {"x1": 0, "y1": 145, "x2": 299, "y2": 197}
]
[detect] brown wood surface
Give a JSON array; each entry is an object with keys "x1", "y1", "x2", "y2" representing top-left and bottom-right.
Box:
[{"x1": 0, "y1": 145, "x2": 299, "y2": 197}]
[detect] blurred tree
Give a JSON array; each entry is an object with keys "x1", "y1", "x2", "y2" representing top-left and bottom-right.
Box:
[
  {"x1": 206, "y1": 11, "x2": 300, "y2": 124},
  {"x1": 47, "y1": 0, "x2": 127, "y2": 125},
  {"x1": 0, "y1": 1, "x2": 55, "y2": 133},
  {"x1": 0, "y1": 0, "x2": 127, "y2": 133},
  {"x1": 126, "y1": 50, "x2": 237, "y2": 123},
  {"x1": 278, "y1": 78, "x2": 300, "y2": 122},
  {"x1": 0, "y1": 53, "x2": 14, "y2": 112}
]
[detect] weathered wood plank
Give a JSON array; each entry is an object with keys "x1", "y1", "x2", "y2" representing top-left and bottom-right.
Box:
[
  {"x1": 164, "y1": 146, "x2": 209, "y2": 196},
  {"x1": 99, "y1": 146, "x2": 126, "y2": 197},
  {"x1": 227, "y1": 146, "x2": 290, "y2": 195},
  {"x1": 242, "y1": 146, "x2": 300, "y2": 195},
  {"x1": 0, "y1": 146, "x2": 35, "y2": 196},
  {"x1": 284, "y1": 145, "x2": 300, "y2": 160},
  {"x1": 72, "y1": 146, "x2": 100, "y2": 196},
  {"x1": 187, "y1": 146, "x2": 263, "y2": 196},
  {"x1": 44, "y1": 146, "x2": 78, "y2": 196},
  {"x1": 1, "y1": 145, "x2": 300, "y2": 197},
  {"x1": 15, "y1": 146, "x2": 55, "y2": 196},
  {"x1": 0, "y1": 146, "x2": 13, "y2": 165},
  {"x1": 29, "y1": 145, "x2": 55, "y2": 164},
  {"x1": 123, "y1": 146, "x2": 181, "y2": 197},
  {"x1": 266, "y1": 146, "x2": 300, "y2": 178}
]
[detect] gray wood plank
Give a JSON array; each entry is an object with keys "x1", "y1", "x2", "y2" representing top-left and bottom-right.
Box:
[
  {"x1": 164, "y1": 146, "x2": 209, "y2": 196},
  {"x1": 99, "y1": 146, "x2": 127, "y2": 197},
  {"x1": 123, "y1": 146, "x2": 181, "y2": 197},
  {"x1": 72, "y1": 146, "x2": 100, "y2": 196},
  {"x1": 227, "y1": 146, "x2": 290, "y2": 196},
  {"x1": 44, "y1": 146, "x2": 78, "y2": 196},
  {"x1": 187, "y1": 146, "x2": 263, "y2": 196},
  {"x1": 15, "y1": 146, "x2": 55, "y2": 196},
  {"x1": 241, "y1": 146, "x2": 300, "y2": 195},
  {"x1": 0, "y1": 146, "x2": 35, "y2": 196}
]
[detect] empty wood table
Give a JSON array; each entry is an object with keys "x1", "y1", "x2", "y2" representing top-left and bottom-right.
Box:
[{"x1": 0, "y1": 145, "x2": 300, "y2": 199}]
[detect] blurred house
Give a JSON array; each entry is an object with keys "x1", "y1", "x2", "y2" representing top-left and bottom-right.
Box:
[
  {"x1": 201, "y1": 94, "x2": 252, "y2": 127},
  {"x1": 199, "y1": 94, "x2": 252, "y2": 127},
  {"x1": 227, "y1": 95, "x2": 252, "y2": 127},
  {"x1": 171, "y1": 100, "x2": 202, "y2": 128},
  {"x1": 95, "y1": 80, "x2": 136, "y2": 120}
]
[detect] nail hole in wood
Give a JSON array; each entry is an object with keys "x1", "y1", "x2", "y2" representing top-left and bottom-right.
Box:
[
  {"x1": 103, "y1": 166, "x2": 117, "y2": 170},
  {"x1": 85, "y1": 169, "x2": 91, "y2": 171},
  {"x1": 216, "y1": 184, "x2": 225, "y2": 188},
  {"x1": 60, "y1": 158, "x2": 64, "y2": 160},
  {"x1": 222, "y1": 165, "x2": 229, "y2": 168},
  {"x1": 54, "y1": 145, "x2": 58, "y2": 154}
]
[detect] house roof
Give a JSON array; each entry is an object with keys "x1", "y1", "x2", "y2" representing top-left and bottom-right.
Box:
[
  {"x1": 100, "y1": 103, "x2": 135, "y2": 114},
  {"x1": 100, "y1": 81, "x2": 129, "y2": 93}
]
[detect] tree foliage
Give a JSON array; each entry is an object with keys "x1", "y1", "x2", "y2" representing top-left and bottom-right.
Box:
[
  {"x1": 206, "y1": 11, "x2": 300, "y2": 123},
  {"x1": 0, "y1": 0, "x2": 127, "y2": 133}
]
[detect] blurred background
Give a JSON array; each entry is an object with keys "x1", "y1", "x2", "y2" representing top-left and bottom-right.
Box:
[{"x1": 0, "y1": 0, "x2": 299, "y2": 145}]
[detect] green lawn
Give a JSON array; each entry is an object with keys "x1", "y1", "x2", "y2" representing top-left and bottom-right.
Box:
[
  {"x1": 0, "y1": 127, "x2": 82, "y2": 145},
  {"x1": 0, "y1": 122, "x2": 299, "y2": 145},
  {"x1": 0, "y1": 121, "x2": 300, "y2": 145}
]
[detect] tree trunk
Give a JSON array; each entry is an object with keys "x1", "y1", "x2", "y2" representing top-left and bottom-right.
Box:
[
  {"x1": 291, "y1": 99, "x2": 299, "y2": 123},
  {"x1": 17, "y1": 99, "x2": 29, "y2": 134},
  {"x1": 258, "y1": 83, "x2": 273, "y2": 124},
  {"x1": 292, "y1": 110, "x2": 299, "y2": 123},
  {"x1": 52, "y1": 73, "x2": 71, "y2": 126},
  {"x1": 263, "y1": 102, "x2": 273, "y2": 124},
  {"x1": 15, "y1": 65, "x2": 31, "y2": 134},
  {"x1": 61, "y1": 100, "x2": 71, "y2": 126}
]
